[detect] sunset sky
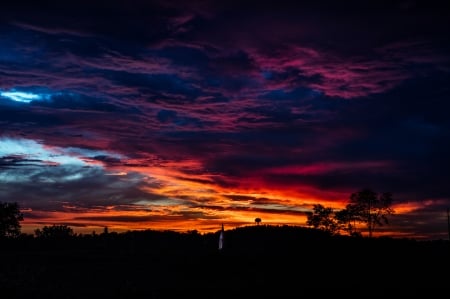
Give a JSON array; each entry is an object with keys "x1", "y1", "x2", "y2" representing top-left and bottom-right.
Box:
[{"x1": 1, "y1": 0, "x2": 449, "y2": 240}]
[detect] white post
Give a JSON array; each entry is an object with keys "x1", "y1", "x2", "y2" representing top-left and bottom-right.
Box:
[{"x1": 218, "y1": 223, "x2": 224, "y2": 250}]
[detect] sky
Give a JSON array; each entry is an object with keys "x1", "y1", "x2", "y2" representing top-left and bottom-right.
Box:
[{"x1": 1, "y1": 0, "x2": 450, "y2": 240}]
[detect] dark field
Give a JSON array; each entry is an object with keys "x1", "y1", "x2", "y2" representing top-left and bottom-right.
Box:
[{"x1": 1, "y1": 225, "x2": 449, "y2": 298}]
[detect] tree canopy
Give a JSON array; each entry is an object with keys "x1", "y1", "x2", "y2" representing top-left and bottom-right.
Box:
[
  {"x1": 34, "y1": 224, "x2": 75, "y2": 239},
  {"x1": 0, "y1": 202, "x2": 24, "y2": 238},
  {"x1": 305, "y1": 204, "x2": 339, "y2": 235},
  {"x1": 306, "y1": 188, "x2": 395, "y2": 237},
  {"x1": 346, "y1": 188, "x2": 395, "y2": 237}
]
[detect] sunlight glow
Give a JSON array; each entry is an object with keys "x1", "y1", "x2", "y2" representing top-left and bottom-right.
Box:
[{"x1": 0, "y1": 90, "x2": 44, "y2": 103}]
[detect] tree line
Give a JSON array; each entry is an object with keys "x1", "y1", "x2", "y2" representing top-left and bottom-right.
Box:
[{"x1": 0, "y1": 188, "x2": 395, "y2": 239}]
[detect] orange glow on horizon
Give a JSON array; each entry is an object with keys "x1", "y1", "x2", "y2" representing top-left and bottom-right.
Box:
[{"x1": 18, "y1": 163, "x2": 443, "y2": 240}]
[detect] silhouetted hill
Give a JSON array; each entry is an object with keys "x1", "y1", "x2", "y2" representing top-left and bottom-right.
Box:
[{"x1": 0, "y1": 225, "x2": 448, "y2": 298}]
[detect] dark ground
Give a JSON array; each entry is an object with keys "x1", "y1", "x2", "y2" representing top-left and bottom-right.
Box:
[{"x1": 1, "y1": 225, "x2": 449, "y2": 298}]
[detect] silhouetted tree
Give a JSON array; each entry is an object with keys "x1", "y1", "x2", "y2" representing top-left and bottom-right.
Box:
[
  {"x1": 306, "y1": 204, "x2": 340, "y2": 235},
  {"x1": 255, "y1": 218, "x2": 261, "y2": 225},
  {"x1": 343, "y1": 188, "x2": 395, "y2": 238},
  {"x1": 0, "y1": 202, "x2": 24, "y2": 238},
  {"x1": 334, "y1": 204, "x2": 361, "y2": 237},
  {"x1": 34, "y1": 224, "x2": 74, "y2": 239}
]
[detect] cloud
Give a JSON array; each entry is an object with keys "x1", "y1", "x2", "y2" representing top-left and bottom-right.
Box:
[{"x1": 0, "y1": 137, "x2": 124, "y2": 167}]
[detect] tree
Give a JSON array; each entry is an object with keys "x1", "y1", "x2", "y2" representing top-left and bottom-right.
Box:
[
  {"x1": 334, "y1": 204, "x2": 362, "y2": 237},
  {"x1": 344, "y1": 188, "x2": 395, "y2": 238},
  {"x1": 34, "y1": 224, "x2": 74, "y2": 239},
  {"x1": 0, "y1": 202, "x2": 24, "y2": 238},
  {"x1": 255, "y1": 218, "x2": 261, "y2": 225},
  {"x1": 306, "y1": 204, "x2": 340, "y2": 235}
]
